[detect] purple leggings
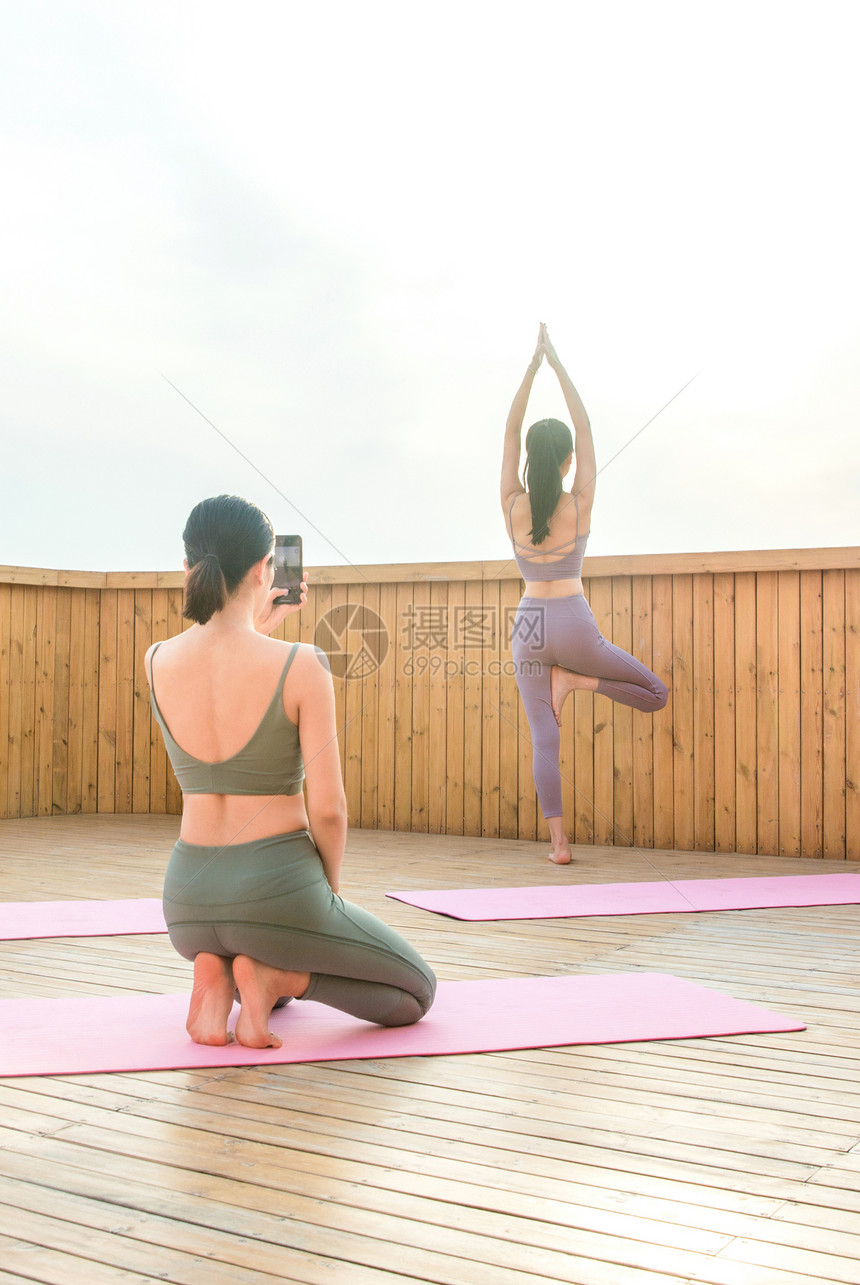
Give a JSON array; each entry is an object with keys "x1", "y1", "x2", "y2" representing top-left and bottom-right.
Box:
[{"x1": 512, "y1": 594, "x2": 668, "y2": 819}]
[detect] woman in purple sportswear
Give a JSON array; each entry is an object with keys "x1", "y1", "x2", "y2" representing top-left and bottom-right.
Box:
[{"x1": 501, "y1": 324, "x2": 668, "y2": 865}]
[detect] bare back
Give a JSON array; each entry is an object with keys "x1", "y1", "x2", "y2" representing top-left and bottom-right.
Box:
[
  {"x1": 505, "y1": 493, "x2": 587, "y2": 558},
  {"x1": 145, "y1": 629, "x2": 322, "y2": 846},
  {"x1": 505, "y1": 490, "x2": 592, "y2": 597}
]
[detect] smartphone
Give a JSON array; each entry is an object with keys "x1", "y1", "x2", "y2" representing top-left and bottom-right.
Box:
[{"x1": 272, "y1": 535, "x2": 303, "y2": 605}]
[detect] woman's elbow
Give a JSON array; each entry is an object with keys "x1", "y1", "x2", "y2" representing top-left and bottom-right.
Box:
[{"x1": 308, "y1": 790, "x2": 348, "y2": 825}]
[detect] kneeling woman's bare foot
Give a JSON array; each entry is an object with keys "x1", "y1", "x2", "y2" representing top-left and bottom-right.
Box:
[
  {"x1": 550, "y1": 666, "x2": 598, "y2": 726},
  {"x1": 548, "y1": 845, "x2": 573, "y2": 865},
  {"x1": 187, "y1": 953, "x2": 236, "y2": 1046},
  {"x1": 232, "y1": 956, "x2": 311, "y2": 1049}
]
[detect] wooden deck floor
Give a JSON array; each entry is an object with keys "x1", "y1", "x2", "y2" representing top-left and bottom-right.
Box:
[{"x1": 0, "y1": 816, "x2": 858, "y2": 1285}]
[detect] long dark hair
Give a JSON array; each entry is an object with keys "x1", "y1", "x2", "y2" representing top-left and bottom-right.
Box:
[
  {"x1": 182, "y1": 495, "x2": 274, "y2": 625},
  {"x1": 523, "y1": 418, "x2": 573, "y2": 544}
]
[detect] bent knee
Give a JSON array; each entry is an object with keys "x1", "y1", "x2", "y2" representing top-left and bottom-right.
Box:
[
  {"x1": 381, "y1": 975, "x2": 436, "y2": 1027},
  {"x1": 653, "y1": 681, "x2": 669, "y2": 711}
]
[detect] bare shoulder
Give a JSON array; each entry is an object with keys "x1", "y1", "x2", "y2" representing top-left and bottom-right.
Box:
[
  {"x1": 500, "y1": 484, "x2": 525, "y2": 512},
  {"x1": 501, "y1": 487, "x2": 526, "y2": 534},
  {"x1": 570, "y1": 485, "x2": 595, "y2": 531},
  {"x1": 288, "y1": 641, "x2": 333, "y2": 682},
  {"x1": 144, "y1": 632, "x2": 185, "y2": 682}
]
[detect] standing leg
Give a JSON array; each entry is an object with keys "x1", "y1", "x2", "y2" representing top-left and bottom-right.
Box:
[{"x1": 513, "y1": 601, "x2": 572, "y2": 863}]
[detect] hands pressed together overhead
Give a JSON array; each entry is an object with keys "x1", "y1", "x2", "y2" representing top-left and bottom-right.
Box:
[{"x1": 528, "y1": 322, "x2": 562, "y2": 375}]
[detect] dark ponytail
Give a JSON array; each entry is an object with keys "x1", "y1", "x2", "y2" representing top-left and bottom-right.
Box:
[
  {"x1": 523, "y1": 419, "x2": 574, "y2": 544},
  {"x1": 182, "y1": 495, "x2": 275, "y2": 625}
]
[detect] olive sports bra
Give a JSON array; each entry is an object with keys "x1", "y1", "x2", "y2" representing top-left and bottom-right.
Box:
[
  {"x1": 148, "y1": 642, "x2": 304, "y2": 796},
  {"x1": 509, "y1": 493, "x2": 590, "y2": 581}
]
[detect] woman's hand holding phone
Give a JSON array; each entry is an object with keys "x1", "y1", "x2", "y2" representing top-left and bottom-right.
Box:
[{"x1": 255, "y1": 572, "x2": 309, "y2": 635}]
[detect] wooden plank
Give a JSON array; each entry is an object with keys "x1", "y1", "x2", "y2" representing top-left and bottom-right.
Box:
[
  {"x1": 650, "y1": 574, "x2": 674, "y2": 851},
  {"x1": 573, "y1": 580, "x2": 595, "y2": 846},
  {"x1": 164, "y1": 590, "x2": 183, "y2": 816},
  {"x1": 755, "y1": 572, "x2": 779, "y2": 857},
  {"x1": 393, "y1": 582, "x2": 413, "y2": 833},
  {"x1": 671, "y1": 574, "x2": 694, "y2": 851},
  {"x1": 692, "y1": 573, "x2": 715, "y2": 852},
  {"x1": 0, "y1": 584, "x2": 11, "y2": 819},
  {"x1": 96, "y1": 590, "x2": 117, "y2": 814},
  {"x1": 0, "y1": 1232, "x2": 159, "y2": 1285},
  {"x1": 229, "y1": 544, "x2": 860, "y2": 584},
  {"x1": 846, "y1": 570, "x2": 860, "y2": 860},
  {"x1": 557, "y1": 597, "x2": 576, "y2": 845},
  {"x1": 19, "y1": 585, "x2": 38, "y2": 819},
  {"x1": 297, "y1": 576, "x2": 316, "y2": 650},
  {"x1": 712, "y1": 573, "x2": 735, "y2": 852},
  {"x1": 325, "y1": 583, "x2": 348, "y2": 783},
  {"x1": 81, "y1": 591, "x2": 101, "y2": 815},
  {"x1": 35, "y1": 587, "x2": 58, "y2": 817},
  {"x1": 777, "y1": 572, "x2": 802, "y2": 856},
  {"x1": 359, "y1": 582, "x2": 380, "y2": 830},
  {"x1": 375, "y1": 582, "x2": 396, "y2": 832},
  {"x1": 65, "y1": 588, "x2": 86, "y2": 816},
  {"x1": 6, "y1": 588, "x2": 25, "y2": 818},
  {"x1": 131, "y1": 591, "x2": 151, "y2": 814},
  {"x1": 590, "y1": 577, "x2": 615, "y2": 847},
  {"x1": 51, "y1": 588, "x2": 71, "y2": 817},
  {"x1": 631, "y1": 576, "x2": 654, "y2": 850},
  {"x1": 734, "y1": 572, "x2": 757, "y2": 854},
  {"x1": 342, "y1": 586, "x2": 364, "y2": 825},
  {"x1": 612, "y1": 577, "x2": 634, "y2": 847},
  {"x1": 114, "y1": 590, "x2": 135, "y2": 814},
  {"x1": 462, "y1": 579, "x2": 483, "y2": 837},
  {"x1": 821, "y1": 570, "x2": 845, "y2": 860},
  {"x1": 148, "y1": 589, "x2": 169, "y2": 815},
  {"x1": 498, "y1": 579, "x2": 520, "y2": 840},
  {"x1": 799, "y1": 570, "x2": 823, "y2": 857},
  {"x1": 4, "y1": 545, "x2": 860, "y2": 593},
  {"x1": 427, "y1": 580, "x2": 448, "y2": 835},
  {"x1": 480, "y1": 578, "x2": 500, "y2": 839},
  {"x1": 513, "y1": 584, "x2": 540, "y2": 845},
  {"x1": 409, "y1": 581, "x2": 430, "y2": 834},
  {"x1": 444, "y1": 580, "x2": 466, "y2": 837}
]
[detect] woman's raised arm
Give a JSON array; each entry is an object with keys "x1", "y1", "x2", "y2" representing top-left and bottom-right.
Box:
[
  {"x1": 500, "y1": 327, "x2": 544, "y2": 508},
  {"x1": 540, "y1": 324, "x2": 597, "y2": 511}
]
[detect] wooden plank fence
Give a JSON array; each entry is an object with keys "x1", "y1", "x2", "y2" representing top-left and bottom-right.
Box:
[{"x1": 1, "y1": 548, "x2": 858, "y2": 858}]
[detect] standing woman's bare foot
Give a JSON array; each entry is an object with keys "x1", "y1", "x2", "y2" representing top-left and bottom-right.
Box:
[
  {"x1": 550, "y1": 666, "x2": 577, "y2": 726},
  {"x1": 186, "y1": 953, "x2": 236, "y2": 1046},
  {"x1": 232, "y1": 956, "x2": 311, "y2": 1049},
  {"x1": 547, "y1": 817, "x2": 573, "y2": 866},
  {"x1": 550, "y1": 666, "x2": 600, "y2": 726}
]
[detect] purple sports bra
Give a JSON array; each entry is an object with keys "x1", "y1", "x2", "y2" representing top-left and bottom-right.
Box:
[{"x1": 509, "y1": 493, "x2": 590, "y2": 581}]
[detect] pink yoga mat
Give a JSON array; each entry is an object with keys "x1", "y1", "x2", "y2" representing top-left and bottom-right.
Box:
[
  {"x1": 0, "y1": 898, "x2": 166, "y2": 941},
  {"x1": 0, "y1": 974, "x2": 804, "y2": 1078},
  {"x1": 387, "y1": 873, "x2": 860, "y2": 921}
]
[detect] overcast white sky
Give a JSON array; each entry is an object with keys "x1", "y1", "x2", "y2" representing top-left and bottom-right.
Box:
[{"x1": 1, "y1": 0, "x2": 857, "y2": 573}]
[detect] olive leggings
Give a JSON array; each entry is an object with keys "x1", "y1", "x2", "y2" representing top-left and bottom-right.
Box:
[{"x1": 163, "y1": 829, "x2": 436, "y2": 1027}]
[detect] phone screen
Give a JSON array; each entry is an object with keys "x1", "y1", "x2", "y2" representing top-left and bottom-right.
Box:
[{"x1": 273, "y1": 535, "x2": 303, "y2": 604}]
